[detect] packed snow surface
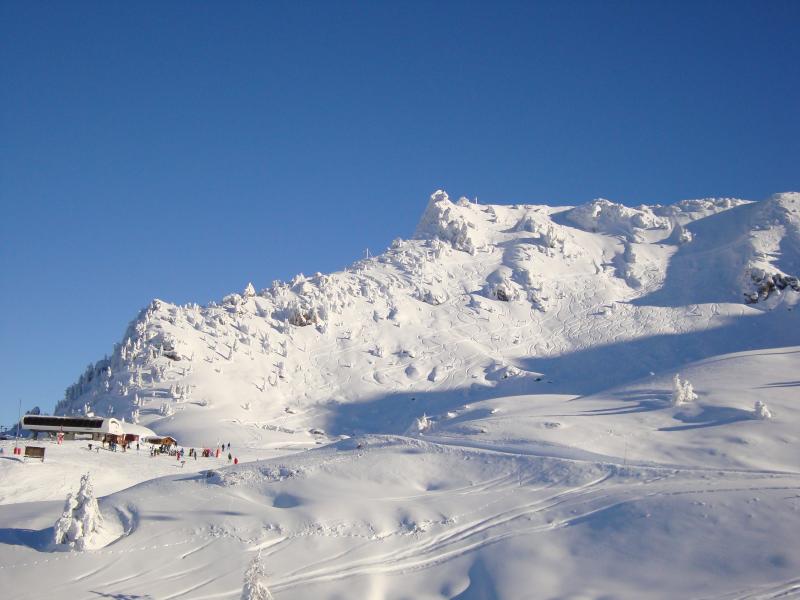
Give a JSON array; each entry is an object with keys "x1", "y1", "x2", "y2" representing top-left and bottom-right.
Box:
[{"x1": 2, "y1": 191, "x2": 799, "y2": 599}]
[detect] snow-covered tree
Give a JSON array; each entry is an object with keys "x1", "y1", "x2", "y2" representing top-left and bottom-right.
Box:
[
  {"x1": 54, "y1": 473, "x2": 103, "y2": 551},
  {"x1": 160, "y1": 402, "x2": 174, "y2": 417},
  {"x1": 754, "y1": 400, "x2": 772, "y2": 420},
  {"x1": 241, "y1": 552, "x2": 273, "y2": 600},
  {"x1": 414, "y1": 413, "x2": 433, "y2": 433},
  {"x1": 671, "y1": 374, "x2": 698, "y2": 406}
]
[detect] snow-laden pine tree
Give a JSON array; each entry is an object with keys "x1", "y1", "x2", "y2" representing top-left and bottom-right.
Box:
[
  {"x1": 54, "y1": 473, "x2": 103, "y2": 551},
  {"x1": 241, "y1": 552, "x2": 273, "y2": 600},
  {"x1": 672, "y1": 374, "x2": 698, "y2": 406},
  {"x1": 413, "y1": 413, "x2": 433, "y2": 433},
  {"x1": 754, "y1": 399, "x2": 772, "y2": 420}
]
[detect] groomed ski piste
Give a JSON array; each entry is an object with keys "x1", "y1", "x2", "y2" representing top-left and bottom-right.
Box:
[{"x1": 2, "y1": 191, "x2": 799, "y2": 599}]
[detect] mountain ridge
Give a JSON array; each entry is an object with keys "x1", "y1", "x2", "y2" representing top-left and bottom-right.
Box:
[{"x1": 54, "y1": 191, "x2": 800, "y2": 447}]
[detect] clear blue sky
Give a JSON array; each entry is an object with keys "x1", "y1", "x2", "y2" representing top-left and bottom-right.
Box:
[{"x1": 1, "y1": 1, "x2": 798, "y2": 424}]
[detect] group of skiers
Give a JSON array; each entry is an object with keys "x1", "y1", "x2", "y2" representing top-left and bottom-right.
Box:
[
  {"x1": 89, "y1": 438, "x2": 240, "y2": 465},
  {"x1": 153, "y1": 442, "x2": 237, "y2": 464},
  {"x1": 93, "y1": 439, "x2": 140, "y2": 453}
]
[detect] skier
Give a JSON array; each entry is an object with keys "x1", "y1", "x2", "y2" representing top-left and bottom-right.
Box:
[{"x1": 228, "y1": 452, "x2": 232, "y2": 462}]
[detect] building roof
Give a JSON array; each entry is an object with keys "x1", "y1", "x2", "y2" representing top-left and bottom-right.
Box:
[{"x1": 118, "y1": 422, "x2": 156, "y2": 438}]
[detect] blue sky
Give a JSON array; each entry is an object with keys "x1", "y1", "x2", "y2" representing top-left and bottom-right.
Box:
[{"x1": 1, "y1": 1, "x2": 798, "y2": 424}]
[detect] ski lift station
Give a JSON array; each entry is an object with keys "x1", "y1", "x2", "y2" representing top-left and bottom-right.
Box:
[{"x1": 20, "y1": 415, "x2": 153, "y2": 442}]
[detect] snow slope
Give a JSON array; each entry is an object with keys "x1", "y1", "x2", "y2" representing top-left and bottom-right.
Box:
[
  {"x1": 2, "y1": 191, "x2": 799, "y2": 599},
  {"x1": 3, "y1": 343, "x2": 800, "y2": 599}
]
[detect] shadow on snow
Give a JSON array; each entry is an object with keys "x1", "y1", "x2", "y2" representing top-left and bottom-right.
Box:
[{"x1": 323, "y1": 308, "x2": 795, "y2": 436}]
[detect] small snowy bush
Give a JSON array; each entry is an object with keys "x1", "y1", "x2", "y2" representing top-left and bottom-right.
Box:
[
  {"x1": 241, "y1": 552, "x2": 273, "y2": 600},
  {"x1": 671, "y1": 374, "x2": 698, "y2": 406},
  {"x1": 54, "y1": 473, "x2": 103, "y2": 551},
  {"x1": 754, "y1": 400, "x2": 772, "y2": 420}
]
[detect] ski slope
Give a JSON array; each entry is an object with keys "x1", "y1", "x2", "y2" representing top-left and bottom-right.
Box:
[{"x1": 1, "y1": 191, "x2": 799, "y2": 598}]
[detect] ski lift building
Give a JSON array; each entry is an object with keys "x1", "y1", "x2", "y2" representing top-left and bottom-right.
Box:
[{"x1": 21, "y1": 415, "x2": 125, "y2": 441}]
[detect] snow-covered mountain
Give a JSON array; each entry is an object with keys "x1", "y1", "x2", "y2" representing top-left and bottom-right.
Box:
[
  {"x1": 54, "y1": 191, "x2": 799, "y2": 448},
  {"x1": 5, "y1": 190, "x2": 800, "y2": 600}
]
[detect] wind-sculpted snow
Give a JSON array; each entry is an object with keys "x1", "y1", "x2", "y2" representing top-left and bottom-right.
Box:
[
  {"x1": 564, "y1": 198, "x2": 673, "y2": 240},
  {"x1": 564, "y1": 197, "x2": 753, "y2": 242},
  {"x1": 660, "y1": 196, "x2": 751, "y2": 222},
  {"x1": 413, "y1": 189, "x2": 485, "y2": 254}
]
